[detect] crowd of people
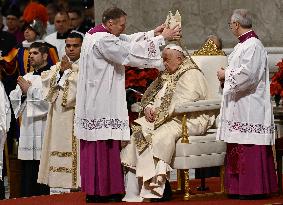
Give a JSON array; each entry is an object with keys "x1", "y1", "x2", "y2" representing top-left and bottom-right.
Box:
[{"x1": 0, "y1": 1, "x2": 279, "y2": 203}]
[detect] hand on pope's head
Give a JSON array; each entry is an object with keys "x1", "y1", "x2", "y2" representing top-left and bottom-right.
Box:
[
  {"x1": 144, "y1": 107, "x2": 156, "y2": 123},
  {"x1": 154, "y1": 24, "x2": 166, "y2": 36},
  {"x1": 161, "y1": 25, "x2": 181, "y2": 41},
  {"x1": 60, "y1": 55, "x2": 72, "y2": 72}
]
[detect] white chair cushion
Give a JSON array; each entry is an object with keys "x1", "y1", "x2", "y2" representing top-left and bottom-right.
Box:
[
  {"x1": 173, "y1": 152, "x2": 226, "y2": 169},
  {"x1": 175, "y1": 133, "x2": 226, "y2": 157}
]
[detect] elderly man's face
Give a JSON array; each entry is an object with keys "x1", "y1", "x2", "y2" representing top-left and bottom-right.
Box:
[
  {"x1": 162, "y1": 48, "x2": 183, "y2": 74},
  {"x1": 228, "y1": 19, "x2": 240, "y2": 37}
]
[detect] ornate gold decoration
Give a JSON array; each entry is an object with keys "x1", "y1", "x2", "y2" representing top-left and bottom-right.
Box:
[
  {"x1": 183, "y1": 169, "x2": 191, "y2": 200},
  {"x1": 181, "y1": 114, "x2": 189, "y2": 143},
  {"x1": 49, "y1": 166, "x2": 72, "y2": 173},
  {"x1": 61, "y1": 71, "x2": 73, "y2": 107},
  {"x1": 131, "y1": 124, "x2": 151, "y2": 153},
  {"x1": 134, "y1": 131, "x2": 149, "y2": 153},
  {"x1": 50, "y1": 151, "x2": 73, "y2": 157},
  {"x1": 45, "y1": 64, "x2": 60, "y2": 102},
  {"x1": 45, "y1": 62, "x2": 77, "y2": 108},
  {"x1": 139, "y1": 73, "x2": 167, "y2": 116},
  {"x1": 177, "y1": 169, "x2": 182, "y2": 192},
  {"x1": 71, "y1": 110, "x2": 78, "y2": 188},
  {"x1": 192, "y1": 39, "x2": 226, "y2": 56}
]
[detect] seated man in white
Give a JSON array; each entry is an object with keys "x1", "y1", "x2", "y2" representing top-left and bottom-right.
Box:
[{"x1": 121, "y1": 44, "x2": 215, "y2": 202}]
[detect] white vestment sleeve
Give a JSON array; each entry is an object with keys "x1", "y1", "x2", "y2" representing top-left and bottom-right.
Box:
[
  {"x1": 120, "y1": 30, "x2": 155, "y2": 42},
  {"x1": 97, "y1": 34, "x2": 165, "y2": 69},
  {"x1": 9, "y1": 85, "x2": 26, "y2": 119},
  {"x1": 223, "y1": 44, "x2": 264, "y2": 95},
  {"x1": 26, "y1": 84, "x2": 49, "y2": 118}
]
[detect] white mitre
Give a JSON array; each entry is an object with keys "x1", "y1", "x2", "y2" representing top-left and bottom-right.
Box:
[{"x1": 164, "y1": 10, "x2": 181, "y2": 29}]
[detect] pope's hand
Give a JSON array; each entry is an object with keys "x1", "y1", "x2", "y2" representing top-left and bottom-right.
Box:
[
  {"x1": 161, "y1": 25, "x2": 181, "y2": 41},
  {"x1": 144, "y1": 107, "x2": 156, "y2": 123}
]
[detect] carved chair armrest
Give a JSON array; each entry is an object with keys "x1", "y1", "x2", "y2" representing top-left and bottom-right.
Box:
[
  {"x1": 175, "y1": 99, "x2": 221, "y2": 114},
  {"x1": 175, "y1": 99, "x2": 221, "y2": 144}
]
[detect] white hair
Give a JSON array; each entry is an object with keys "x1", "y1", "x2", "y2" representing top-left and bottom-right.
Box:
[{"x1": 231, "y1": 9, "x2": 252, "y2": 28}]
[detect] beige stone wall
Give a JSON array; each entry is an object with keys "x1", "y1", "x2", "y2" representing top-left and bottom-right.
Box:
[{"x1": 94, "y1": 0, "x2": 283, "y2": 49}]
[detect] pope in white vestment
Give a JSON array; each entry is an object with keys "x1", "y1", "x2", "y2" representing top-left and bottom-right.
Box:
[
  {"x1": 0, "y1": 81, "x2": 11, "y2": 179},
  {"x1": 121, "y1": 45, "x2": 215, "y2": 201}
]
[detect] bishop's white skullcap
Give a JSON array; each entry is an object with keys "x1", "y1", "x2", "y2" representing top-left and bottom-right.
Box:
[{"x1": 164, "y1": 44, "x2": 186, "y2": 55}]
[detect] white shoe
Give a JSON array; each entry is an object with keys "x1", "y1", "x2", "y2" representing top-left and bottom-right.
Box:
[{"x1": 123, "y1": 171, "x2": 144, "y2": 202}]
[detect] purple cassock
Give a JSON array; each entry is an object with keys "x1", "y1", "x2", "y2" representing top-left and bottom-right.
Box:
[
  {"x1": 80, "y1": 24, "x2": 125, "y2": 196},
  {"x1": 225, "y1": 143, "x2": 278, "y2": 195},
  {"x1": 224, "y1": 30, "x2": 278, "y2": 196}
]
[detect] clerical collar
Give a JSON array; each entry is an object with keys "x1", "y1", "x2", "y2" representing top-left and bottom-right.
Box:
[
  {"x1": 100, "y1": 24, "x2": 111, "y2": 34},
  {"x1": 88, "y1": 24, "x2": 110, "y2": 34},
  {"x1": 56, "y1": 30, "x2": 72, "y2": 39},
  {"x1": 33, "y1": 64, "x2": 50, "y2": 75},
  {"x1": 238, "y1": 30, "x2": 258, "y2": 43}
]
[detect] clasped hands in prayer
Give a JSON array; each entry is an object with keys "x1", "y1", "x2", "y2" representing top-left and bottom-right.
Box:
[
  {"x1": 17, "y1": 76, "x2": 31, "y2": 95},
  {"x1": 154, "y1": 24, "x2": 182, "y2": 41}
]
